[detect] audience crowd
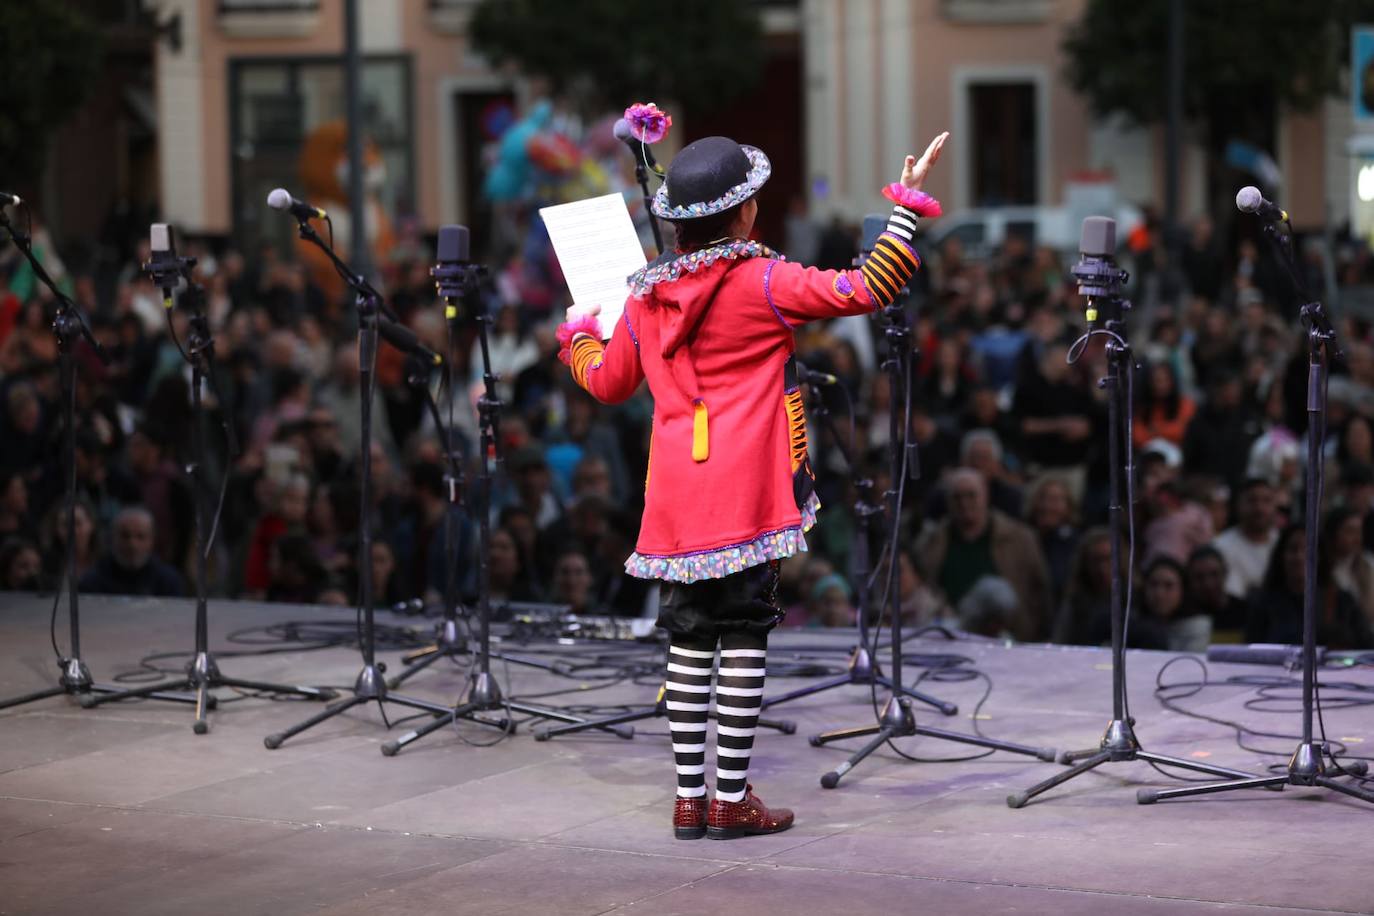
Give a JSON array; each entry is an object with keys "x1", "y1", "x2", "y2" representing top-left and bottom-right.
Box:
[{"x1": 3, "y1": 201, "x2": 1374, "y2": 651}]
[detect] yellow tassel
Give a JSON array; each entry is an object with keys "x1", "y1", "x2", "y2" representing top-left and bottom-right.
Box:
[{"x1": 692, "y1": 401, "x2": 709, "y2": 462}]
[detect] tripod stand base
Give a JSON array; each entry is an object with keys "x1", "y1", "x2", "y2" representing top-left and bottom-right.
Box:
[
  {"x1": 761, "y1": 645, "x2": 959, "y2": 717},
  {"x1": 1008, "y1": 718, "x2": 1277, "y2": 808},
  {"x1": 388, "y1": 619, "x2": 469, "y2": 688},
  {"x1": 531, "y1": 691, "x2": 797, "y2": 742},
  {"x1": 84, "y1": 651, "x2": 336, "y2": 734},
  {"x1": 0, "y1": 655, "x2": 208, "y2": 712},
  {"x1": 812, "y1": 695, "x2": 1055, "y2": 789},
  {"x1": 264, "y1": 663, "x2": 451, "y2": 749},
  {"x1": 1136, "y1": 741, "x2": 1374, "y2": 805}
]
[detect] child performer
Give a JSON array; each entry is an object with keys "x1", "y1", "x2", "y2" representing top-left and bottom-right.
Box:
[{"x1": 557, "y1": 131, "x2": 948, "y2": 839}]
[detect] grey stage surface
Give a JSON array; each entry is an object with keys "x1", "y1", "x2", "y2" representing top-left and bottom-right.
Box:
[{"x1": 0, "y1": 594, "x2": 1371, "y2": 915}]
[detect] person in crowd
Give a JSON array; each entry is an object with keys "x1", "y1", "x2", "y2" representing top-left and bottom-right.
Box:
[
  {"x1": 80, "y1": 506, "x2": 185, "y2": 597},
  {"x1": 1325, "y1": 506, "x2": 1374, "y2": 632},
  {"x1": 1133, "y1": 361, "x2": 1195, "y2": 448},
  {"x1": 1141, "y1": 476, "x2": 1214, "y2": 567},
  {"x1": 487, "y1": 526, "x2": 544, "y2": 607},
  {"x1": 0, "y1": 537, "x2": 41, "y2": 591},
  {"x1": 1054, "y1": 526, "x2": 1116, "y2": 645},
  {"x1": 1025, "y1": 475, "x2": 1079, "y2": 608},
  {"x1": 38, "y1": 499, "x2": 98, "y2": 584},
  {"x1": 1185, "y1": 545, "x2": 1249, "y2": 637},
  {"x1": 1138, "y1": 556, "x2": 1210, "y2": 652},
  {"x1": 1245, "y1": 524, "x2": 1372, "y2": 649},
  {"x1": 1012, "y1": 340, "x2": 1099, "y2": 492},
  {"x1": 124, "y1": 424, "x2": 193, "y2": 569},
  {"x1": 1184, "y1": 371, "x2": 1263, "y2": 487},
  {"x1": 1211, "y1": 477, "x2": 1280, "y2": 600},
  {"x1": 0, "y1": 468, "x2": 30, "y2": 540},
  {"x1": 915, "y1": 468, "x2": 1051, "y2": 641},
  {"x1": 243, "y1": 472, "x2": 311, "y2": 598},
  {"x1": 551, "y1": 549, "x2": 596, "y2": 614}
]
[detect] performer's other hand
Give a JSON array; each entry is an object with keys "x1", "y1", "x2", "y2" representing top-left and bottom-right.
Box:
[
  {"x1": 566, "y1": 304, "x2": 601, "y2": 321},
  {"x1": 900, "y1": 132, "x2": 949, "y2": 191}
]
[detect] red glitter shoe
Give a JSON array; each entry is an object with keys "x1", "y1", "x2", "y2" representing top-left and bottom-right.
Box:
[
  {"x1": 673, "y1": 796, "x2": 708, "y2": 840},
  {"x1": 706, "y1": 785, "x2": 794, "y2": 839}
]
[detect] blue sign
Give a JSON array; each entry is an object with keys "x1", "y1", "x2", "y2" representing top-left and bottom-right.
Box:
[{"x1": 1354, "y1": 25, "x2": 1374, "y2": 121}]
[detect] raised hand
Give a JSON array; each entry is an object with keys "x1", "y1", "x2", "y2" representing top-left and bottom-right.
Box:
[{"x1": 900, "y1": 132, "x2": 949, "y2": 192}]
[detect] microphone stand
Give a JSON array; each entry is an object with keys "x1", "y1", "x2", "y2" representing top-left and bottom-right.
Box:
[
  {"x1": 385, "y1": 274, "x2": 564, "y2": 687},
  {"x1": 0, "y1": 208, "x2": 196, "y2": 712},
  {"x1": 760, "y1": 362, "x2": 957, "y2": 718},
  {"x1": 265, "y1": 218, "x2": 455, "y2": 749},
  {"x1": 81, "y1": 258, "x2": 336, "y2": 731},
  {"x1": 1134, "y1": 219, "x2": 1374, "y2": 806},
  {"x1": 808, "y1": 285, "x2": 1057, "y2": 788},
  {"x1": 632, "y1": 155, "x2": 664, "y2": 256},
  {"x1": 380, "y1": 244, "x2": 606, "y2": 756},
  {"x1": 1009, "y1": 298, "x2": 1275, "y2": 807}
]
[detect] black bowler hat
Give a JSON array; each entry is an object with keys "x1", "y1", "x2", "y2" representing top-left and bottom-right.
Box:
[{"x1": 651, "y1": 136, "x2": 771, "y2": 220}]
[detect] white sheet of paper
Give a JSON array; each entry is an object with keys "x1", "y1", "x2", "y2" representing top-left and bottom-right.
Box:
[{"x1": 539, "y1": 192, "x2": 647, "y2": 340}]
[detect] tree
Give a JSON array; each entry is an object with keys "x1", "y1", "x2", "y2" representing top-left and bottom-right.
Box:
[
  {"x1": 0, "y1": 3, "x2": 102, "y2": 186},
  {"x1": 1063, "y1": 0, "x2": 1361, "y2": 213},
  {"x1": 469, "y1": 0, "x2": 764, "y2": 112}
]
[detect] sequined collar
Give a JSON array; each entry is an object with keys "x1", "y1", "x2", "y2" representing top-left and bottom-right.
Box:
[{"x1": 628, "y1": 239, "x2": 781, "y2": 296}]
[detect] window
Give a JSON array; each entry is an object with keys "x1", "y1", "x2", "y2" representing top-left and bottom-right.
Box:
[
  {"x1": 970, "y1": 82, "x2": 1037, "y2": 207},
  {"x1": 230, "y1": 56, "x2": 414, "y2": 257}
]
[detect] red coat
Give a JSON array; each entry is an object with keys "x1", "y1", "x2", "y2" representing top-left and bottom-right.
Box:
[{"x1": 564, "y1": 240, "x2": 904, "y2": 582}]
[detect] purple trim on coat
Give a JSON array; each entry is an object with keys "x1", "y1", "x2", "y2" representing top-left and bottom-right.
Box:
[
  {"x1": 622, "y1": 311, "x2": 640, "y2": 352},
  {"x1": 762, "y1": 260, "x2": 791, "y2": 329}
]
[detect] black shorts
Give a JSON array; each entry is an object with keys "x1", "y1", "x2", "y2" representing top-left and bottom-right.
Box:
[{"x1": 655, "y1": 561, "x2": 783, "y2": 640}]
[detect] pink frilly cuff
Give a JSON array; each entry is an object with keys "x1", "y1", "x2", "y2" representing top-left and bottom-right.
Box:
[
  {"x1": 556, "y1": 314, "x2": 603, "y2": 365},
  {"x1": 881, "y1": 183, "x2": 942, "y2": 218}
]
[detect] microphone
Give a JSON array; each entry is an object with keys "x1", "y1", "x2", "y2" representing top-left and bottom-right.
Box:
[
  {"x1": 0, "y1": 192, "x2": 21, "y2": 207},
  {"x1": 267, "y1": 188, "x2": 327, "y2": 221},
  {"x1": 378, "y1": 317, "x2": 442, "y2": 366},
  {"x1": 1071, "y1": 216, "x2": 1128, "y2": 329},
  {"x1": 432, "y1": 224, "x2": 473, "y2": 311},
  {"x1": 1236, "y1": 186, "x2": 1288, "y2": 223},
  {"x1": 613, "y1": 118, "x2": 659, "y2": 172},
  {"x1": 795, "y1": 360, "x2": 839, "y2": 386},
  {"x1": 146, "y1": 223, "x2": 185, "y2": 307}
]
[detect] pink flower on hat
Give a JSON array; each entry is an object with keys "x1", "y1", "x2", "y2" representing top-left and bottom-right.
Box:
[{"x1": 625, "y1": 102, "x2": 672, "y2": 144}]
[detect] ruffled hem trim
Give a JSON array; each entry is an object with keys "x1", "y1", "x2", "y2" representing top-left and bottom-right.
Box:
[{"x1": 625, "y1": 494, "x2": 820, "y2": 583}]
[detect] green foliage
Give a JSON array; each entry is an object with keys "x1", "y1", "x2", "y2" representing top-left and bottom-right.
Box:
[
  {"x1": 1064, "y1": 0, "x2": 1359, "y2": 139},
  {"x1": 469, "y1": 0, "x2": 763, "y2": 111},
  {"x1": 0, "y1": 3, "x2": 103, "y2": 184}
]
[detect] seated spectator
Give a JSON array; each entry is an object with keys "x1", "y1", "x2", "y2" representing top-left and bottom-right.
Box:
[
  {"x1": 38, "y1": 498, "x2": 98, "y2": 584},
  {"x1": 1325, "y1": 506, "x2": 1374, "y2": 633},
  {"x1": 786, "y1": 571, "x2": 854, "y2": 628},
  {"x1": 782, "y1": 556, "x2": 835, "y2": 624},
  {"x1": 1245, "y1": 524, "x2": 1372, "y2": 649},
  {"x1": 1139, "y1": 556, "x2": 1210, "y2": 652},
  {"x1": 1012, "y1": 341, "x2": 1097, "y2": 488},
  {"x1": 1182, "y1": 372, "x2": 1259, "y2": 489},
  {"x1": 266, "y1": 533, "x2": 337, "y2": 605},
  {"x1": 243, "y1": 472, "x2": 311, "y2": 598},
  {"x1": 125, "y1": 424, "x2": 193, "y2": 568},
  {"x1": 916, "y1": 469, "x2": 1051, "y2": 641},
  {"x1": 1133, "y1": 361, "x2": 1195, "y2": 448},
  {"x1": 0, "y1": 468, "x2": 30, "y2": 540},
  {"x1": 1212, "y1": 478, "x2": 1280, "y2": 600},
  {"x1": 80, "y1": 506, "x2": 185, "y2": 597},
  {"x1": 1141, "y1": 478, "x2": 1214, "y2": 567},
  {"x1": 1053, "y1": 527, "x2": 1115, "y2": 645},
  {"x1": 551, "y1": 550, "x2": 596, "y2": 614},
  {"x1": 1185, "y1": 546, "x2": 1249, "y2": 635},
  {"x1": 488, "y1": 527, "x2": 544, "y2": 607},
  {"x1": 1025, "y1": 474, "x2": 1080, "y2": 608},
  {"x1": 0, "y1": 537, "x2": 41, "y2": 591}
]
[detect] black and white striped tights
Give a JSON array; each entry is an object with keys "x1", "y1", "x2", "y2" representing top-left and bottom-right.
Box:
[{"x1": 665, "y1": 632, "x2": 767, "y2": 803}]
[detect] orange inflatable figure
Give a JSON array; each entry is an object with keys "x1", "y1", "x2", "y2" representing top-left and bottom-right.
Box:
[{"x1": 296, "y1": 121, "x2": 396, "y2": 306}]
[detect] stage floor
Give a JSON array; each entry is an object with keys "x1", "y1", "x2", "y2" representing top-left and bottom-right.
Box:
[{"x1": 0, "y1": 594, "x2": 1371, "y2": 915}]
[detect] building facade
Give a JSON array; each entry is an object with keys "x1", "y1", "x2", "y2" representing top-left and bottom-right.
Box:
[{"x1": 142, "y1": 0, "x2": 1355, "y2": 254}]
